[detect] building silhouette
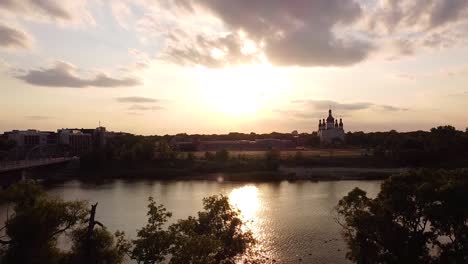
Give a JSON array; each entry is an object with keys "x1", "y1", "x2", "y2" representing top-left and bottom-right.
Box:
[{"x1": 317, "y1": 109, "x2": 345, "y2": 145}]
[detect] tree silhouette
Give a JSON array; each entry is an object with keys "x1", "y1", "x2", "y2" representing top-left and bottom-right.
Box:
[{"x1": 336, "y1": 170, "x2": 468, "y2": 264}]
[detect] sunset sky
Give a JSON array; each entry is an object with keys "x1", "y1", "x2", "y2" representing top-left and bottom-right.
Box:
[{"x1": 1, "y1": 0, "x2": 467, "y2": 135}]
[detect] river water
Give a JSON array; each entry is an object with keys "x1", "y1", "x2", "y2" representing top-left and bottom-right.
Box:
[{"x1": 2, "y1": 179, "x2": 382, "y2": 263}]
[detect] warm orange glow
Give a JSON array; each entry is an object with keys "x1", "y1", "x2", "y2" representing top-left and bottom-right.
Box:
[
  {"x1": 229, "y1": 185, "x2": 260, "y2": 222},
  {"x1": 196, "y1": 64, "x2": 283, "y2": 117}
]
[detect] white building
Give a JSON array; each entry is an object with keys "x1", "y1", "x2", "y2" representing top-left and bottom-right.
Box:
[
  {"x1": 317, "y1": 109, "x2": 345, "y2": 145},
  {"x1": 7, "y1": 129, "x2": 56, "y2": 147}
]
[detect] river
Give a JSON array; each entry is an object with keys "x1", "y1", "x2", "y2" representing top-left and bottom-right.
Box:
[{"x1": 2, "y1": 179, "x2": 382, "y2": 263}]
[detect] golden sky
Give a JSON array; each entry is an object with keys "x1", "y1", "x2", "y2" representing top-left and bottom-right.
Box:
[{"x1": 1, "y1": 0, "x2": 467, "y2": 135}]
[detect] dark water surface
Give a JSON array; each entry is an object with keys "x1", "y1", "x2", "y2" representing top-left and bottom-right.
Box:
[{"x1": 2, "y1": 179, "x2": 382, "y2": 264}]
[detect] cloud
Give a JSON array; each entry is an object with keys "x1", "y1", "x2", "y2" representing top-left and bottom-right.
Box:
[
  {"x1": 158, "y1": 0, "x2": 374, "y2": 67},
  {"x1": 368, "y1": 0, "x2": 468, "y2": 32},
  {"x1": 17, "y1": 61, "x2": 141, "y2": 88},
  {"x1": 379, "y1": 105, "x2": 409, "y2": 112},
  {"x1": 117, "y1": 96, "x2": 159, "y2": 103},
  {"x1": 291, "y1": 99, "x2": 408, "y2": 112},
  {"x1": 365, "y1": 0, "x2": 468, "y2": 58},
  {"x1": 292, "y1": 99, "x2": 373, "y2": 111},
  {"x1": 0, "y1": 0, "x2": 94, "y2": 26},
  {"x1": 0, "y1": 24, "x2": 32, "y2": 49},
  {"x1": 128, "y1": 104, "x2": 164, "y2": 111},
  {"x1": 116, "y1": 0, "x2": 468, "y2": 67},
  {"x1": 429, "y1": 0, "x2": 468, "y2": 28},
  {"x1": 164, "y1": 33, "x2": 260, "y2": 68},
  {"x1": 117, "y1": 95, "x2": 166, "y2": 113},
  {"x1": 25, "y1": 115, "x2": 52, "y2": 120}
]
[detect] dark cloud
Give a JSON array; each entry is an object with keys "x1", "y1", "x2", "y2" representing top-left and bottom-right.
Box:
[
  {"x1": 128, "y1": 104, "x2": 164, "y2": 111},
  {"x1": 429, "y1": 0, "x2": 468, "y2": 28},
  {"x1": 17, "y1": 61, "x2": 141, "y2": 88},
  {"x1": 25, "y1": 115, "x2": 52, "y2": 120},
  {"x1": 117, "y1": 97, "x2": 159, "y2": 103},
  {"x1": 165, "y1": 0, "x2": 373, "y2": 67},
  {"x1": 0, "y1": 24, "x2": 31, "y2": 49}
]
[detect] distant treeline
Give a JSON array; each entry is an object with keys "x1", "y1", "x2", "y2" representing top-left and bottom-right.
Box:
[
  {"x1": 346, "y1": 126, "x2": 468, "y2": 167},
  {"x1": 76, "y1": 125, "x2": 468, "y2": 176}
]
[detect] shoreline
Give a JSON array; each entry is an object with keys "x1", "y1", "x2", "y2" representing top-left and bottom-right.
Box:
[{"x1": 40, "y1": 166, "x2": 408, "y2": 184}]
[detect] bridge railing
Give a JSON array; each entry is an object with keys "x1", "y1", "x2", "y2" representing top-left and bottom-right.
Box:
[{"x1": 0, "y1": 157, "x2": 76, "y2": 171}]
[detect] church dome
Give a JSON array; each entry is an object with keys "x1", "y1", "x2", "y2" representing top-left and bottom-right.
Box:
[{"x1": 326, "y1": 109, "x2": 334, "y2": 123}]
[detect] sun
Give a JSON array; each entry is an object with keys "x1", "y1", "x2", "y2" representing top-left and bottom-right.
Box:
[{"x1": 196, "y1": 64, "x2": 283, "y2": 117}]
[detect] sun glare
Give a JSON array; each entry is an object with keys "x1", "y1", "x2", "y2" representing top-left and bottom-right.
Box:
[
  {"x1": 229, "y1": 185, "x2": 260, "y2": 221},
  {"x1": 196, "y1": 64, "x2": 284, "y2": 117}
]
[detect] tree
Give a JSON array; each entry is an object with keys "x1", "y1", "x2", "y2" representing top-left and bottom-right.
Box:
[
  {"x1": 131, "y1": 195, "x2": 257, "y2": 264},
  {"x1": 336, "y1": 170, "x2": 468, "y2": 264},
  {"x1": 66, "y1": 203, "x2": 130, "y2": 264},
  {"x1": 67, "y1": 228, "x2": 130, "y2": 264},
  {"x1": 0, "y1": 181, "x2": 88, "y2": 264},
  {"x1": 0, "y1": 181, "x2": 128, "y2": 264},
  {"x1": 131, "y1": 197, "x2": 173, "y2": 264},
  {"x1": 169, "y1": 195, "x2": 256, "y2": 264}
]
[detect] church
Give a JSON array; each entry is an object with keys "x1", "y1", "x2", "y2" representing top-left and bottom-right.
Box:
[{"x1": 317, "y1": 109, "x2": 345, "y2": 144}]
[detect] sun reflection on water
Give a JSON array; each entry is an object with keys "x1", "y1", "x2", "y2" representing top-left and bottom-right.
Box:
[
  {"x1": 229, "y1": 185, "x2": 276, "y2": 262},
  {"x1": 229, "y1": 185, "x2": 260, "y2": 222}
]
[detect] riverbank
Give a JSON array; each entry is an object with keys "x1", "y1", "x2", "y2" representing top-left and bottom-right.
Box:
[{"x1": 72, "y1": 165, "x2": 405, "y2": 182}]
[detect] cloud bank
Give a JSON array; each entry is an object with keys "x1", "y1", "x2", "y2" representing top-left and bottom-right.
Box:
[
  {"x1": 162, "y1": 0, "x2": 373, "y2": 67},
  {"x1": 121, "y1": 0, "x2": 468, "y2": 68}
]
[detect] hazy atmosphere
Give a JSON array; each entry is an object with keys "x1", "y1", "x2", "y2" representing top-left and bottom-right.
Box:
[
  {"x1": 1, "y1": 0, "x2": 468, "y2": 134},
  {"x1": 1, "y1": 2, "x2": 468, "y2": 264}
]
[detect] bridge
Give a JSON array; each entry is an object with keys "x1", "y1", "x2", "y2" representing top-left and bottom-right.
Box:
[{"x1": 0, "y1": 157, "x2": 78, "y2": 173}]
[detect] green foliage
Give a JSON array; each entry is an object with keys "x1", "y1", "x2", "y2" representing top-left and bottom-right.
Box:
[
  {"x1": 0, "y1": 181, "x2": 128, "y2": 264},
  {"x1": 131, "y1": 195, "x2": 256, "y2": 264},
  {"x1": 336, "y1": 169, "x2": 468, "y2": 264},
  {"x1": 131, "y1": 197, "x2": 173, "y2": 264},
  {"x1": 346, "y1": 126, "x2": 468, "y2": 167},
  {"x1": 169, "y1": 195, "x2": 255, "y2": 264},
  {"x1": 1, "y1": 183, "x2": 262, "y2": 264},
  {"x1": 0, "y1": 180, "x2": 88, "y2": 264},
  {"x1": 67, "y1": 228, "x2": 130, "y2": 264}
]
